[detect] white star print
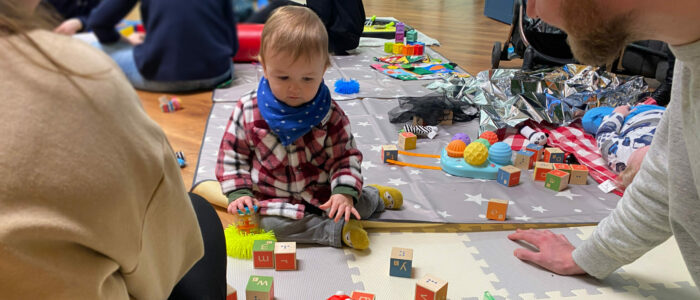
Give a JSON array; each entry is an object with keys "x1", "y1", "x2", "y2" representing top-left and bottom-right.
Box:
[
  {"x1": 514, "y1": 215, "x2": 532, "y2": 221},
  {"x1": 532, "y1": 206, "x2": 548, "y2": 213},
  {"x1": 478, "y1": 214, "x2": 486, "y2": 219},
  {"x1": 413, "y1": 204, "x2": 421, "y2": 209},
  {"x1": 204, "y1": 137, "x2": 212, "y2": 142},
  {"x1": 409, "y1": 169, "x2": 422, "y2": 175},
  {"x1": 574, "y1": 209, "x2": 582, "y2": 213},
  {"x1": 375, "y1": 115, "x2": 384, "y2": 120},
  {"x1": 387, "y1": 178, "x2": 408, "y2": 186},
  {"x1": 346, "y1": 102, "x2": 358, "y2": 106},
  {"x1": 437, "y1": 210, "x2": 451, "y2": 218},
  {"x1": 556, "y1": 190, "x2": 581, "y2": 200},
  {"x1": 217, "y1": 125, "x2": 226, "y2": 130},
  {"x1": 352, "y1": 132, "x2": 362, "y2": 138},
  {"x1": 361, "y1": 161, "x2": 377, "y2": 170},
  {"x1": 390, "y1": 167, "x2": 398, "y2": 170},
  {"x1": 222, "y1": 104, "x2": 234, "y2": 109},
  {"x1": 210, "y1": 114, "x2": 217, "y2": 119},
  {"x1": 464, "y1": 193, "x2": 488, "y2": 205},
  {"x1": 370, "y1": 145, "x2": 382, "y2": 152},
  {"x1": 357, "y1": 122, "x2": 371, "y2": 127},
  {"x1": 374, "y1": 87, "x2": 384, "y2": 92},
  {"x1": 197, "y1": 167, "x2": 206, "y2": 174}
]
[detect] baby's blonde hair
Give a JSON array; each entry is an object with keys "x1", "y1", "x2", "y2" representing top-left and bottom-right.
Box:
[{"x1": 259, "y1": 6, "x2": 330, "y2": 68}]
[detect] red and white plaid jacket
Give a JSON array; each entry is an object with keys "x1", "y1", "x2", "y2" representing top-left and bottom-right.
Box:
[{"x1": 216, "y1": 93, "x2": 363, "y2": 219}]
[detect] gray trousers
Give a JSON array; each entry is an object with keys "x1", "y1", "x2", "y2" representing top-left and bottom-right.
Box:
[{"x1": 259, "y1": 186, "x2": 385, "y2": 247}]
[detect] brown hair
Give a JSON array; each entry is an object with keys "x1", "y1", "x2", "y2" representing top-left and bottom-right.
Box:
[{"x1": 259, "y1": 6, "x2": 330, "y2": 68}]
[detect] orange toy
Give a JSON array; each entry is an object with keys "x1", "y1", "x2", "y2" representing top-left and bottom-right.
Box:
[
  {"x1": 479, "y1": 131, "x2": 498, "y2": 145},
  {"x1": 446, "y1": 140, "x2": 467, "y2": 158}
]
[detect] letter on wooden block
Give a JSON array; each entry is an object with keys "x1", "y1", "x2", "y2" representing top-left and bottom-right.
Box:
[
  {"x1": 545, "y1": 170, "x2": 570, "y2": 191},
  {"x1": 497, "y1": 165, "x2": 521, "y2": 187},
  {"x1": 398, "y1": 132, "x2": 417, "y2": 150},
  {"x1": 381, "y1": 144, "x2": 399, "y2": 163},
  {"x1": 486, "y1": 198, "x2": 509, "y2": 221},
  {"x1": 569, "y1": 164, "x2": 589, "y2": 185},
  {"x1": 252, "y1": 240, "x2": 275, "y2": 269},
  {"x1": 274, "y1": 242, "x2": 297, "y2": 271},
  {"x1": 246, "y1": 275, "x2": 274, "y2": 300},
  {"x1": 543, "y1": 147, "x2": 565, "y2": 163},
  {"x1": 525, "y1": 143, "x2": 544, "y2": 161},
  {"x1": 533, "y1": 162, "x2": 554, "y2": 181},
  {"x1": 415, "y1": 274, "x2": 448, "y2": 300},
  {"x1": 390, "y1": 247, "x2": 413, "y2": 278},
  {"x1": 514, "y1": 150, "x2": 535, "y2": 170}
]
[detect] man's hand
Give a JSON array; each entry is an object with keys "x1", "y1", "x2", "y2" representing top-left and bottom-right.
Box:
[
  {"x1": 319, "y1": 194, "x2": 361, "y2": 223},
  {"x1": 54, "y1": 18, "x2": 83, "y2": 35},
  {"x1": 507, "y1": 228, "x2": 587, "y2": 275}
]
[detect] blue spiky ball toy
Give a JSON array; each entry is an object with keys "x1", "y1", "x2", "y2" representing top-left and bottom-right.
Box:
[{"x1": 334, "y1": 79, "x2": 360, "y2": 94}]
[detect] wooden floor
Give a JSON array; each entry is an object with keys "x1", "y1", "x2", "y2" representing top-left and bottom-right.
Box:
[{"x1": 136, "y1": 0, "x2": 521, "y2": 224}]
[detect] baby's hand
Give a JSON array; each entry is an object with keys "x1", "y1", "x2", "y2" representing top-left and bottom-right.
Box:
[
  {"x1": 613, "y1": 104, "x2": 631, "y2": 116},
  {"x1": 227, "y1": 196, "x2": 259, "y2": 215},
  {"x1": 319, "y1": 194, "x2": 361, "y2": 223}
]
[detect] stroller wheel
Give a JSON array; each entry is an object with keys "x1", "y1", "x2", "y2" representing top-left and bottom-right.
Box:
[
  {"x1": 522, "y1": 47, "x2": 536, "y2": 70},
  {"x1": 492, "y1": 42, "x2": 502, "y2": 69}
]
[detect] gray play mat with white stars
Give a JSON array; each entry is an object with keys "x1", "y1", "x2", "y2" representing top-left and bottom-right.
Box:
[{"x1": 197, "y1": 48, "x2": 620, "y2": 224}]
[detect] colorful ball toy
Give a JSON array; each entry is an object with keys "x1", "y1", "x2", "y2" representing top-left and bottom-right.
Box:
[
  {"x1": 474, "y1": 138, "x2": 491, "y2": 149},
  {"x1": 451, "y1": 133, "x2": 471, "y2": 145},
  {"x1": 479, "y1": 131, "x2": 499, "y2": 145},
  {"x1": 488, "y1": 142, "x2": 513, "y2": 165},
  {"x1": 463, "y1": 142, "x2": 488, "y2": 166},
  {"x1": 446, "y1": 140, "x2": 467, "y2": 158}
]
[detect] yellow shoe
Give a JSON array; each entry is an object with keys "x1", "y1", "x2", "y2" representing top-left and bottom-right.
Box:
[
  {"x1": 342, "y1": 219, "x2": 369, "y2": 250},
  {"x1": 368, "y1": 184, "x2": 403, "y2": 209}
]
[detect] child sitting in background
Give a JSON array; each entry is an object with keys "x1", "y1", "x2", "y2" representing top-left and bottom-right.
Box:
[
  {"x1": 45, "y1": 0, "x2": 101, "y2": 35},
  {"x1": 582, "y1": 104, "x2": 666, "y2": 188},
  {"x1": 215, "y1": 6, "x2": 402, "y2": 250},
  {"x1": 87, "y1": 0, "x2": 238, "y2": 92}
]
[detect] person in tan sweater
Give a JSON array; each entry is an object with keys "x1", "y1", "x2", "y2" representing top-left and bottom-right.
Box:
[{"x1": 0, "y1": 1, "x2": 226, "y2": 298}]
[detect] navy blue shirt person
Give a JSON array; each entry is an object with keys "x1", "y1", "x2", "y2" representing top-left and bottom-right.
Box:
[
  {"x1": 88, "y1": 0, "x2": 238, "y2": 92},
  {"x1": 45, "y1": 0, "x2": 101, "y2": 34}
]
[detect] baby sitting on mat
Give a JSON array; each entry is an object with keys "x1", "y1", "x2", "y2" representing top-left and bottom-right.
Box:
[
  {"x1": 582, "y1": 103, "x2": 665, "y2": 189},
  {"x1": 215, "y1": 6, "x2": 402, "y2": 250}
]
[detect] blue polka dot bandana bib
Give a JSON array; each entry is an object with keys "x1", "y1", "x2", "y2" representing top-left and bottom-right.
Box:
[{"x1": 257, "y1": 77, "x2": 331, "y2": 146}]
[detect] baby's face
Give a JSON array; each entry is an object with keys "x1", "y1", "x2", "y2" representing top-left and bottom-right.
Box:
[{"x1": 262, "y1": 51, "x2": 327, "y2": 107}]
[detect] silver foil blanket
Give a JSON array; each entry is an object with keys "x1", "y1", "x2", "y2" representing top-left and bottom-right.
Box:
[{"x1": 427, "y1": 64, "x2": 649, "y2": 132}]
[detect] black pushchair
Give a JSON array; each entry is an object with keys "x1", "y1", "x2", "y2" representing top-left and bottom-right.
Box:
[{"x1": 491, "y1": 0, "x2": 575, "y2": 70}]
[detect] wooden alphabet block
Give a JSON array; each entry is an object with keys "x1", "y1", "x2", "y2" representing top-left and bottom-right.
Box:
[
  {"x1": 545, "y1": 170, "x2": 570, "y2": 191},
  {"x1": 415, "y1": 274, "x2": 448, "y2": 300},
  {"x1": 525, "y1": 143, "x2": 544, "y2": 161},
  {"x1": 553, "y1": 163, "x2": 572, "y2": 175},
  {"x1": 390, "y1": 247, "x2": 413, "y2": 278},
  {"x1": 226, "y1": 285, "x2": 237, "y2": 300},
  {"x1": 486, "y1": 198, "x2": 509, "y2": 221},
  {"x1": 543, "y1": 147, "x2": 565, "y2": 163},
  {"x1": 274, "y1": 242, "x2": 297, "y2": 271},
  {"x1": 569, "y1": 164, "x2": 589, "y2": 185},
  {"x1": 351, "y1": 291, "x2": 376, "y2": 300},
  {"x1": 497, "y1": 165, "x2": 521, "y2": 187},
  {"x1": 252, "y1": 240, "x2": 275, "y2": 269},
  {"x1": 398, "y1": 132, "x2": 417, "y2": 150},
  {"x1": 246, "y1": 275, "x2": 274, "y2": 300},
  {"x1": 381, "y1": 144, "x2": 398, "y2": 163},
  {"x1": 514, "y1": 150, "x2": 535, "y2": 170},
  {"x1": 533, "y1": 162, "x2": 554, "y2": 181}
]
